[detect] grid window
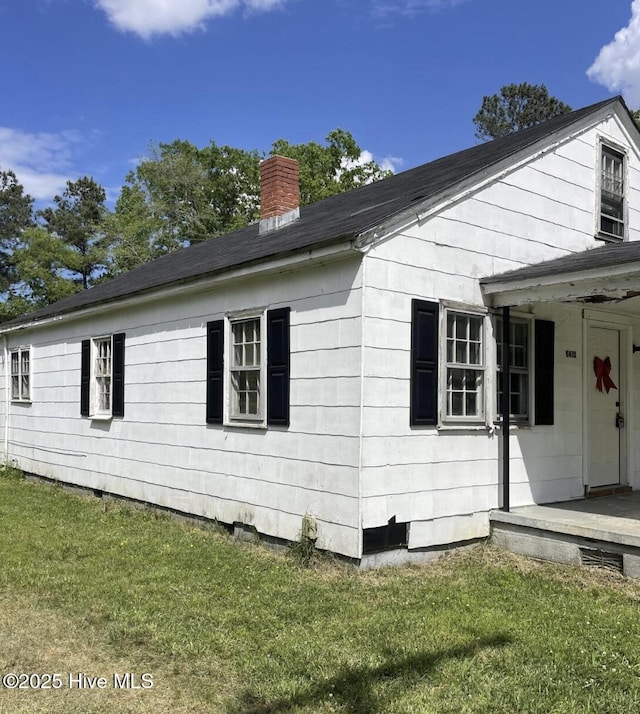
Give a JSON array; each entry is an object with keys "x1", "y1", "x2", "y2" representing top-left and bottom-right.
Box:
[
  {"x1": 10, "y1": 348, "x2": 30, "y2": 401},
  {"x1": 94, "y1": 337, "x2": 112, "y2": 414},
  {"x1": 230, "y1": 317, "x2": 262, "y2": 419},
  {"x1": 600, "y1": 147, "x2": 625, "y2": 239},
  {"x1": 445, "y1": 311, "x2": 484, "y2": 419},
  {"x1": 496, "y1": 318, "x2": 529, "y2": 421}
]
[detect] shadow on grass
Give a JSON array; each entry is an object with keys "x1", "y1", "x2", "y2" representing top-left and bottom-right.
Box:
[{"x1": 230, "y1": 634, "x2": 511, "y2": 714}]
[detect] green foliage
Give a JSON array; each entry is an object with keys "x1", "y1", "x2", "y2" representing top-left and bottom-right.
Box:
[
  {"x1": 630, "y1": 109, "x2": 640, "y2": 131},
  {"x1": 38, "y1": 176, "x2": 109, "y2": 290},
  {"x1": 0, "y1": 169, "x2": 34, "y2": 292},
  {"x1": 0, "y1": 129, "x2": 390, "y2": 314},
  {"x1": 8, "y1": 226, "x2": 82, "y2": 307},
  {"x1": 271, "y1": 128, "x2": 392, "y2": 205},
  {"x1": 473, "y1": 83, "x2": 572, "y2": 141}
]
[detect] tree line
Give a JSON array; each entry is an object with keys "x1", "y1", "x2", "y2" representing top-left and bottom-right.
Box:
[
  {"x1": 0, "y1": 129, "x2": 392, "y2": 321},
  {"x1": 2, "y1": 84, "x2": 635, "y2": 322}
]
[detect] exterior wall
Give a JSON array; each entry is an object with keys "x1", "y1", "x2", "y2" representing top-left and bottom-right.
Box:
[
  {"x1": 360, "y1": 114, "x2": 640, "y2": 551},
  {"x1": 0, "y1": 255, "x2": 364, "y2": 558}
]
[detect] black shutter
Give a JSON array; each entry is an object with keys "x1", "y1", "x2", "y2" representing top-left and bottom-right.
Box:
[
  {"x1": 410, "y1": 300, "x2": 439, "y2": 426},
  {"x1": 206, "y1": 320, "x2": 224, "y2": 424},
  {"x1": 267, "y1": 307, "x2": 290, "y2": 427},
  {"x1": 112, "y1": 333, "x2": 125, "y2": 418},
  {"x1": 80, "y1": 339, "x2": 90, "y2": 416},
  {"x1": 534, "y1": 319, "x2": 554, "y2": 426}
]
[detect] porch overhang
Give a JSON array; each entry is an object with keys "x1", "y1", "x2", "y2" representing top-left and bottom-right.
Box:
[{"x1": 480, "y1": 240, "x2": 640, "y2": 307}]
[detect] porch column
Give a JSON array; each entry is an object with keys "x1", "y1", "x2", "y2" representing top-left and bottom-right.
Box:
[{"x1": 501, "y1": 306, "x2": 510, "y2": 512}]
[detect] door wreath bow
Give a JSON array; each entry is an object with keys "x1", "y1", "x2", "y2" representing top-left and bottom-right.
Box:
[{"x1": 593, "y1": 356, "x2": 617, "y2": 394}]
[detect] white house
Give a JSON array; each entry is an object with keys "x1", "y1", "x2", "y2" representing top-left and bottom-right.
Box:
[{"x1": 3, "y1": 96, "x2": 640, "y2": 564}]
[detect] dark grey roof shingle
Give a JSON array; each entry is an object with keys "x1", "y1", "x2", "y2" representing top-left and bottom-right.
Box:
[
  {"x1": 480, "y1": 239, "x2": 640, "y2": 286},
  {"x1": 4, "y1": 96, "x2": 624, "y2": 328}
]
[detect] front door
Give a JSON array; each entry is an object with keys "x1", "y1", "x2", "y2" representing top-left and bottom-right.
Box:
[{"x1": 588, "y1": 325, "x2": 623, "y2": 489}]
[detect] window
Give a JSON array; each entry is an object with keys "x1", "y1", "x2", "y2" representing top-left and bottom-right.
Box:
[
  {"x1": 230, "y1": 316, "x2": 262, "y2": 420},
  {"x1": 206, "y1": 308, "x2": 290, "y2": 427},
  {"x1": 445, "y1": 310, "x2": 485, "y2": 421},
  {"x1": 10, "y1": 348, "x2": 30, "y2": 401},
  {"x1": 94, "y1": 337, "x2": 112, "y2": 414},
  {"x1": 599, "y1": 146, "x2": 625, "y2": 239},
  {"x1": 81, "y1": 334, "x2": 125, "y2": 418},
  {"x1": 495, "y1": 317, "x2": 530, "y2": 421}
]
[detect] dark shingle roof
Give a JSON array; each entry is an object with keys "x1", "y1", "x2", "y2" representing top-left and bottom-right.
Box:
[
  {"x1": 4, "y1": 96, "x2": 625, "y2": 329},
  {"x1": 480, "y1": 239, "x2": 640, "y2": 286}
]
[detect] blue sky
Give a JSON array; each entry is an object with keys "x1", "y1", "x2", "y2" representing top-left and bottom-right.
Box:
[{"x1": 1, "y1": 0, "x2": 639, "y2": 204}]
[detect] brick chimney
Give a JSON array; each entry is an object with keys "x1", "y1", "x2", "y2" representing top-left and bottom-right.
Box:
[{"x1": 259, "y1": 155, "x2": 300, "y2": 234}]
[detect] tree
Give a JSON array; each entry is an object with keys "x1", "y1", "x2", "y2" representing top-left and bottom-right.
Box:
[
  {"x1": 105, "y1": 130, "x2": 390, "y2": 275},
  {"x1": 0, "y1": 170, "x2": 34, "y2": 291},
  {"x1": 37, "y1": 176, "x2": 109, "y2": 290},
  {"x1": 630, "y1": 109, "x2": 640, "y2": 131},
  {"x1": 6, "y1": 226, "x2": 81, "y2": 308},
  {"x1": 473, "y1": 83, "x2": 572, "y2": 141},
  {"x1": 271, "y1": 129, "x2": 392, "y2": 205}
]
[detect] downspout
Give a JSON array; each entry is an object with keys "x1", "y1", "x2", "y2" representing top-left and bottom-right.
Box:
[
  {"x1": 3, "y1": 335, "x2": 8, "y2": 463},
  {"x1": 501, "y1": 306, "x2": 511, "y2": 512}
]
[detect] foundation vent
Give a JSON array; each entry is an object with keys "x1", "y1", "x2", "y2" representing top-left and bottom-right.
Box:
[{"x1": 579, "y1": 547, "x2": 623, "y2": 573}]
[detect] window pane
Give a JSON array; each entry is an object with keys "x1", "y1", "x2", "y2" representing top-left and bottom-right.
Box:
[
  {"x1": 447, "y1": 312, "x2": 455, "y2": 339},
  {"x1": 11, "y1": 352, "x2": 18, "y2": 376},
  {"x1": 465, "y1": 392, "x2": 477, "y2": 416},
  {"x1": 455, "y1": 340, "x2": 466, "y2": 363},
  {"x1": 11, "y1": 376, "x2": 19, "y2": 400},
  {"x1": 451, "y1": 391, "x2": 463, "y2": 416}
]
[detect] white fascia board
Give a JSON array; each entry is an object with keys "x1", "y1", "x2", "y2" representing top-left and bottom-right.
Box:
[
  {"x1": 0, "y1": 241, "x2": 359, "y2": 336},
  {"x1": 483, "y1": 263, "x2": 640, "y2": 307},
  {"x1": 356, "y1": 106, "x2": 619, "y2": 249}
]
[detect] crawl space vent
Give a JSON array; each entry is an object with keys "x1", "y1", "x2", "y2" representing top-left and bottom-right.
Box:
[{"x1": 579, "y1": 547, "x2": 623, "y2": 573}]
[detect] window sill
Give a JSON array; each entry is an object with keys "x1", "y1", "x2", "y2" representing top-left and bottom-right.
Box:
[
  {"x1": 437, "y1": 422, "x2": 490, "y2": 432},
  {"x1": 224, "y1": 420, "x2": 267, "y2": 430},
  {"x1": 11, "y1": 400, "x2": 32, "y2": 405},
  {"x1": 90, "y1": 414, "x2": 113, "y2": 422},
  {"x1": 595, "y1": 232, "x2": 624, "y2": 243}
]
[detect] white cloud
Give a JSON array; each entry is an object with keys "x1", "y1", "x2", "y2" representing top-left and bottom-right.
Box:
[
  {"x1": 0, "y1": 128, "x2": 82, "y2": 200},
  {"x1": 94, "y1": 0, "x2": 286, "y2": 39},
  {"x1": 372, "y1": 0, "x2": 469, "y2": 19},
  {"x1": 587, "y1": 1, "x2": 640, "y2": 106}
]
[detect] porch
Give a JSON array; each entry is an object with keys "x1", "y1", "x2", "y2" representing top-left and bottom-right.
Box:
[{"x1": 490, "y1": 491, "x2": 640, "y2": 577}]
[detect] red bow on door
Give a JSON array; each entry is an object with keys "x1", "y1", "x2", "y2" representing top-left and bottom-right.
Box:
[{"x1": 593, "y1": 356, "x2": 617, "y2": 394}]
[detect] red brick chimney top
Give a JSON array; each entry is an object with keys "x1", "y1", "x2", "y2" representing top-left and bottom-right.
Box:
[{"x1": 259, "y1": 156, "x2": 300, "y2": 231}]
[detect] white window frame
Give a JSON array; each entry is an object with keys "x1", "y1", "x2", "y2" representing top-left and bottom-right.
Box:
[
  {"x1": 597, "y1": 140, "x2": 627, "y2": 241},
  {"x1": 495, "y1": 315, "x2": 532, "y2": 424},
  {"x1": 91, "y1": 335, "x2": 113, "y2": 418},
  {"x1": 440, "y1": 305, "x2": 487, "y2": 425},
  {"x1": 225, "y1": 311, "x2": 266, "y2": 427},
  {"x1": 10, "y1": 347, "x2": 31, "y2": 402}
]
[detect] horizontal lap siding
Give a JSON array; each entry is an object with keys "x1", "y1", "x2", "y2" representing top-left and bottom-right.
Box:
[
  {"x1": 5, "y1": 256, "x2": 363, "y2": 559},
  {"x1": 361, "y1": 123, "x2": 622, "y2": 549}
]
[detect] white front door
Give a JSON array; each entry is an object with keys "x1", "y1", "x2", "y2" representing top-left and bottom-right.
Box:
[{"x1": 588, "y1": 325, "x2": 622, "y2": 489}]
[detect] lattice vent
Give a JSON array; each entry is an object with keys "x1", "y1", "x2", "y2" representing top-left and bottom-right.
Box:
[{"x1": 579, "y1": 547, "x2": 623, "y2": 573}]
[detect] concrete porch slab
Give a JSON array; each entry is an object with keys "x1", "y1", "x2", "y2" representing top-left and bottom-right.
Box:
[{"x1": 490, "y1": 492, "x2": 640, "y2": 577}]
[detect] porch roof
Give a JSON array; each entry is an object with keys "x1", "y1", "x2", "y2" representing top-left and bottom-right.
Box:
[{"x1": 480, "y1": 240, "x2": 640, "y2": 307}]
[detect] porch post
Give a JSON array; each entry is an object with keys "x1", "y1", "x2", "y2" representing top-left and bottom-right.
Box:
[{"x1": 501, "y1": 306, "x2": 510, "y2": 512}]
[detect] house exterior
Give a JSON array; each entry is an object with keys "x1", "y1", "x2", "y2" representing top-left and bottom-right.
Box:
[{"x1": 3, "y1": 96, "x2": 640, "y2": 564}]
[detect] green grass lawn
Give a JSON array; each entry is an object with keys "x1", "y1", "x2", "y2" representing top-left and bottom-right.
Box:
[{"x1": 2, "y1": 469, "x2": 640, "y2": 713}]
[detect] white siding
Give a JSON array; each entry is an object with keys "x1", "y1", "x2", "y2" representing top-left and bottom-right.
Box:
[
  {"x1": 360, "y1": 115, "x2": 640, "y2": 550},
  {"x1": 3, "y1": 255, "x2": 363, "y2": 558}
]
